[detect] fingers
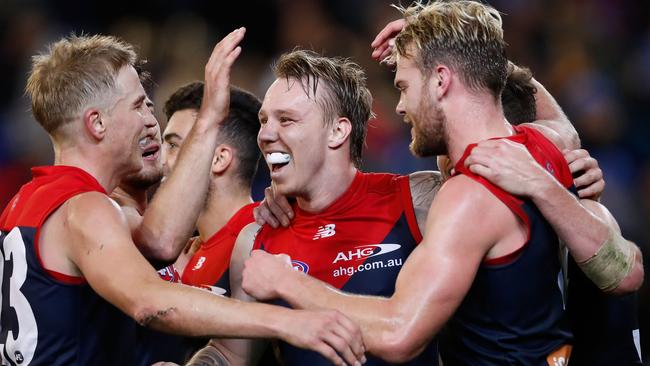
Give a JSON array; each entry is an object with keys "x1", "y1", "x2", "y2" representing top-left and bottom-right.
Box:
[
  {"x1": 371, "y1": 19, "x2": 405, "y2": 61},
  {"x1": 333, "y1": 312, "x2": 366, "y2": 364},
  {"x1": 206, "y1": 27, "x2": 246, "y2": 69},
  {"x1": 563, "y1": 148, "x2": 588, "y2": 165},
  {"x1": 265, "y1": 187, "x2": 292, "y2": 227},
  {"x1": 254, "y1": 193, "x2": 280, "y2": 228},
  {"x1": 577, "y1": 179, "x2": 605, "y2": 199},
  {"x1": 316, "y1": 312, "x2": 365, "y2": 366}
]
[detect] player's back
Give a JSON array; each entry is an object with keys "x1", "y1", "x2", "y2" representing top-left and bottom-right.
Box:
[
  {"x1": 440, "y1": 126, "x2": 573, "y2": 365},
  {"x1": 254, "y1": 171, "x2": 439, "y2": 366},
  {"x1": 0, "y1": 166, "x2": 137, "y2": 365}
]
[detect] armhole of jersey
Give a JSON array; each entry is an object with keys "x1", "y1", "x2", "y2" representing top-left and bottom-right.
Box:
[
  {"x1": 252, "y1": 226, "x2": 266, "y2": 251},
  {"x1": 397, "y1": 175, "x2": 423, "y2": 243},
  {"x1": 454, "y1": 166, "x2": 531, "y2": 266},
  {"x1": 34, "y1": 190, "x2": 90, "y2": 285}
]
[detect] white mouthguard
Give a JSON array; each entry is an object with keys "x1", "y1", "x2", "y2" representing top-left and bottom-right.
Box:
[{"x1": 266, "y1": 152, "x2": 291, "y2": 164}]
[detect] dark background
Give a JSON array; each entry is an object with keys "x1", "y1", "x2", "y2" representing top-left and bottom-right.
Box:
[{"x1": 1, "y1": 0, "x2": 648, "y2": 361}]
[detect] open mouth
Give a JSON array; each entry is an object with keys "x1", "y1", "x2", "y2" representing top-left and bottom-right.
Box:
[
  {"x1": 139, "y1": 136, "x2": 160, "y2": 161},
  {"x1": 266, "y1": 152, "x2": 291, "y2": 173}
]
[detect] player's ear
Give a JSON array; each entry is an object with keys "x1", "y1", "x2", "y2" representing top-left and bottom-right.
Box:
[
  {"x1": 212, "y1": 144, "x2": 233, "y2": 175},
  {"x1": 328, "y1": 117, "x2": 352, "y2": 149},
  {"x1": 433, "y1": 64, "x2": 451, "y2": 99},
  {"x1": 83, "y1": 108, "x2": 105, "y2": 141}
]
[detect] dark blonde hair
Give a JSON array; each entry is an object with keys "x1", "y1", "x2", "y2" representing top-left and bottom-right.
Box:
[
  {"x1": 273, "y1": 50, "x2": 373, "y2": 168},
  {"x1": 394, "y1": 0, "x2": 508, "y2": 99},
  {"x1": 26, "y1": 34, "x2": 137, "y2": 134}
]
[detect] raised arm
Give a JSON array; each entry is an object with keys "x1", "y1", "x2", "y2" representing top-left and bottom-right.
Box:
[
  {"x1": 242, "y1": 177, "x2": 512, "y2": 362},
  {"x1": 132, "y1": 28, "x2": 244, "y2": 262},
  {"x1": 464, "y1": 139, "x2": 643, "y2": 294}
]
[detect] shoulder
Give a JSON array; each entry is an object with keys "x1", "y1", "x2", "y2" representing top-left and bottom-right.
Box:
[{"x1": 63, "y1": 192, "x2": 128, "y2": 234}]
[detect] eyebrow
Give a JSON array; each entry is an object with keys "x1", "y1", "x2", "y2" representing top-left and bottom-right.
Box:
[
  {"x1": 132, "y1": 94, "x2": 146, "y2": 107},
  {"x1": 163, "y1": 132, "x2": 182, "y2": 142}
]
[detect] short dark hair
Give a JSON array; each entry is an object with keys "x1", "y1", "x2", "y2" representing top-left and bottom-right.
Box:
[
  {"x1": 273, "y1": 50, "x2": 373, "y2": 168},
  {"x1": 163, "y1": 82, "x2": 262, "y2": 186},
  {"x1": 501, "y1": 63, "x2": 537, "y2": 125}
]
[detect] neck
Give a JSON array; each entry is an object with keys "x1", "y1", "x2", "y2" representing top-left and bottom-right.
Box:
[
  {"x1": 445, "y1": 92, "x2": 513, "y2": 165},
  {"x1": 296, "y1": 163, "x2": 357, "y2": 213},
  {"x1": 54, "y1": 143, "x2": 131, "y2": 193},
  {"x1": 196, "y1": 180, "x2": 253, "y2": 242},
  {"x1": 111, "y1": 185, "x2": 148, "y2": 214}
]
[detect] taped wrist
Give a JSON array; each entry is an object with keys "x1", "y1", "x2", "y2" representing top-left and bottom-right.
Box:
[{"x1": 577, "y1": 230, "x2": 635, "y2": 292}]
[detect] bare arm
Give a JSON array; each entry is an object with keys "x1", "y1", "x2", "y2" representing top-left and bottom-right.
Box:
[
  {"x1": 465, "y1": 139, "x2": 643, "y2": 294},
  {"x1": 64, "y1": 193, "x2": 364, "y2": 366},
  {"x1": 519, "y1": 72, "x2": 580, "y2": 150},
  {"x1": 242, "y1": 177, "x2": 512, "y2": 362},
  {"x1": 132, "y1": 28, "x2": 244, "y2": 262}
]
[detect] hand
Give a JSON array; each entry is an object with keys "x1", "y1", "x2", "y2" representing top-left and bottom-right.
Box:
[
  {"x1": 253, "y1": 185, "x2": 294, "y2": 228},
  {"x1": 197, "y1": 27, "x2": 246, "y2": 126},
  {"x1": 464, "y1": 139, "x2": 554, "y2": 197},
  {"x1": 371, "y1": 19, "x2": 405, "y2": 62},
  {"x1": 281, "y1": 309, "x2": 366, "y2": 366},
  {"x1": 563, "y1": 149, "x2": 605, "y2": 200},
  {"x1": 242, "y1": 250, "x2": 293, "y2": 301}
]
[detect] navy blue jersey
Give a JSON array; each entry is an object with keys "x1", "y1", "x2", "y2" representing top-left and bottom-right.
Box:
[
  {"x1": 567, "y1": 257, "x2": 642, "y2": 365},
  {"x1": 441, "y1": 126, "x2": 574, "y2": 365},
  {"x1": 0, "y1": 166, "x2": 137, "y2": 365},
  {"x1": 254, "y1": 172, "x2": 438, "y2": 366}
]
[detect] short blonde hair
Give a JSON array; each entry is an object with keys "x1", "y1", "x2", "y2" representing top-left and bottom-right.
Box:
[
  {"x1": 273, "y1": 50, "x2": 373, "y2": 168},
  {"x1": 25, "y1": 34, "x2": 137, "y2": 134},
  {"x1": 395, "y1": 0, "x2": 508, "y2": 99}
]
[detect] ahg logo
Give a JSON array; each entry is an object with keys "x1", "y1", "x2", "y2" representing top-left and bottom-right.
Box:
[{"x1": 332, "y1": 244, "x2": 401, "y2": 264}]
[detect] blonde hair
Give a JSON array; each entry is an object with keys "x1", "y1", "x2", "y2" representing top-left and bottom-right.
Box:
[
  {"x1": 273, "y1": 50, "x2": 373, "y2": 168},
  {"x1": 394, "y1": 0, "x2": 508, "y2": 98},
  {"x1": 25, "y1": 34, "x2": 137, "y2": 134}
]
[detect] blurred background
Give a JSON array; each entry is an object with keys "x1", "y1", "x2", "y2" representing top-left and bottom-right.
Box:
[{"x1": 0, "y1": 0, "x2": 648, "y2": 361}]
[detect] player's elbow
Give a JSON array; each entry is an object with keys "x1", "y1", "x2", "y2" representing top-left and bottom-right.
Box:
[
  {"x1": 376, "y1": 327, "x2": 428, "y2": 363},
  {"x1": 135, "y1": 230, "x2": 179, "y2": 264}
]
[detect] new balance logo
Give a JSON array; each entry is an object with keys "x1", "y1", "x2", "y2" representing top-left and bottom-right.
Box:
[
  {"x1": 313, "y1": 224, "x2": 336, "y2": 240},
  {"x1": 192, "y1": 256, "x2": 206, "y2": 270}
]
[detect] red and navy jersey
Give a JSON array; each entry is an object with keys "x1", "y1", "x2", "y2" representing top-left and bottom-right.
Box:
[
  {"x1": 253, "y1": 171, "x2": 438, "y2": 366},
  {"x1": 182, "y1": 202, "x2": 259, "y2": 296},
  {"x1": 439, "y1": 125, "x2": 573, "y2": 365},
  {"x1": 0, "y1": 166, "x2": 138, "y2": 365},
  {"x1": 566, "y1": 257, "x2": 642, "y2": 365}
]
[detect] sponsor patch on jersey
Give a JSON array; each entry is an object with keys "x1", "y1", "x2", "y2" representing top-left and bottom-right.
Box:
[
  {"x1": 192, "y1": 256, "x2": 207, "y2": 270},
  {"x1": 332, "y1": 243, "x2": 401, "y2": 264},
  {"x1": 196, "y1": 284, "x2": 227, "y2": 296},
  {"x1": 292, "y1": 260, "x2": 309, "y2": 273}
]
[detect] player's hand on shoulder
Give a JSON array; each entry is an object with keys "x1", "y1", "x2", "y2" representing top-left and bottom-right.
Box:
[
  {"x1": 371, "y1": 19, "x2": 405, "y2": 63},
  {"x1": 464, "y1": 139, "x2": 552, "y2": 197},
  {"x1": 241, "y1": 250, "x2": 292, "y2": 301},
  {"x1": 563, "y1": 148, "x2": 605, "y2": 200},
  {"x1": 253, "y1": 186, "x2": 293, "y2": 228},
  {"x1": 283, "y1": 309, "x2": 366, "y2": 366}
]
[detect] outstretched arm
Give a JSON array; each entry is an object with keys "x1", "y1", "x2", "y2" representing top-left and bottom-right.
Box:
[
  {"x1": 464, "y1": 139, "x2": 643, "y2": 294},
  {"x1": 243, "y1": 177, "x2": 512, "y2": 362}
]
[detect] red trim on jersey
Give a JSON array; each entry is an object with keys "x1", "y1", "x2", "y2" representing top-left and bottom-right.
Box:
[
  {"x1": 397, "y1": 175, "x2": 423, "y2": 243},
  {"x1": 453, "y1": 125, "x2": 572, "y2": 266},
  {"x1": 2, "y1": 166, "x2": 106, "y2": 284}
]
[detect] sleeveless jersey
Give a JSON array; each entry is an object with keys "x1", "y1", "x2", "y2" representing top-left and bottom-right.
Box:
[
  {"x1": 182, "y1": 202, "x2": 259, "y2": 296},
  {"x1": 253, "y1": 171, "x2": 439, "y2": 366},
  {"x1": 0, "y1": 166, "x2": 137, "y2": 365},
  {"x1": 440, "y1": 125, "x2": 573, "y2": 365},
  {"x1": 566, "y1": 257, "x2": 642, "y2": 365}
]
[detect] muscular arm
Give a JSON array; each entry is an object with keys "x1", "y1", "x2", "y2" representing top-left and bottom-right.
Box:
[
  {"x1": 243, "y1": 177, "x2": 515, "y2": 362},
  {"x1": 465, "y1": 139, "x2": 643, "y2": 294},
  {"x1": 64, "y1": 193, "x2": 364, "y2": 366}
]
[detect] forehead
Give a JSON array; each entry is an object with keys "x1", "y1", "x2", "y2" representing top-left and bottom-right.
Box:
[
  {"x1": 114, "y1": 65, "x2": 145, "y2": 98},
  {"x1": 164, "y1": 109, "x2": 197, "y2": 139},
  {"x1": 261, "y1": 78, "x2": 319, "y2": 114},
  {"x1": 395, "y1": 53, "x2": 420, "y2": 81}
]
